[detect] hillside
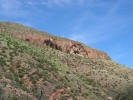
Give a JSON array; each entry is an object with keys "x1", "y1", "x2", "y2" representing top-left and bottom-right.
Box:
[
  {"x1": 0, "y1": 22, "x2": 111, "y2": 60},
  {"x1": 0, "y1": 22, "x2": 133, "y2": 100}
]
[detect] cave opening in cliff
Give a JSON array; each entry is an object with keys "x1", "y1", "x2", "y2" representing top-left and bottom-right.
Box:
[{"x1": 73, "y1": 51, "x2": 79, "y2": 54}]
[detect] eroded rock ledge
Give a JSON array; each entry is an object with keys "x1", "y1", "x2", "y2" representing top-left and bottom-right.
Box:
[{"x1": 11, "y1": 33, "x2": 111, "y2": 60}]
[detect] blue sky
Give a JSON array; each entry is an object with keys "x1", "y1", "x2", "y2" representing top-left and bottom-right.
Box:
[{"x1": 0, "y1": 0, "x2": 133, "y2": 68}]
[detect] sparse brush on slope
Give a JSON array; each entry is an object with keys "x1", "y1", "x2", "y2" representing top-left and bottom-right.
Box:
[
  {"x1": 115, "y1": 85, "x2": 133, "y2": 100},
  {"x1": 0, "y1": 22, "x2": 133, "y2": 100}
]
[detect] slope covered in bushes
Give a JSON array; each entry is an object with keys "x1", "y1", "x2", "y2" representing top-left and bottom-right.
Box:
[{"x1": 0, "y1": 22, "x2": 133, "y2": 100}]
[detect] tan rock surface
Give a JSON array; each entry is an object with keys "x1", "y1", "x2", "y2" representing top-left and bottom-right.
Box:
[
  {"x1": 0, "y1": 22, "x2": 111, "y2": 60},
  {"x1": 11, "y1": 33, "x2": 111, "y2": 60}
]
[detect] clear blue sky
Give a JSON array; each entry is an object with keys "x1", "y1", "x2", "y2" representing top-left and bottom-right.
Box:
[{"x1": 0, "y1": 0, "x2": 133, "y2": 68}]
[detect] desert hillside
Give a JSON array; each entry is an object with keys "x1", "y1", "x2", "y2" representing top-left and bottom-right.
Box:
[
  {"x1": 0, "y1": 22, "x2": 111, "y2": 60},
  {"x1": 0, "y1": 22, "x2": 133, "y2": 100}
]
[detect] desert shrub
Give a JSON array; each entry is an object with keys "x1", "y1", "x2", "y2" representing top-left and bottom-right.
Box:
[
  {"x1": 85, "y1": 78, "x2": 95, "y2": 85},
  {"x1": 38, "y1": 71, "x2": 48, "y2": 78},
  {"x1": 115, "y1": 85, "x2": 133, "y2": 100},
  {"x1": 2, "y1": 46, "x2": 8, "y2": 50},
  {"x1": 0, "y1": 84, "x2": 5, "y2": 100},
  {"x1": 60, "y1": 96, "x2": 67, "y2": 100},
  {"x1": 20, "y1": 85, "x2": 28, "y2": 92},
  {"x1": 18, "y1": 72, "x2": 24, "y2": 78},
  {"x1": 66, "y1": 71, "x2": 70, "y2": 74},
  {"x1": 59, "y1": 76, "x2": 65, "y2": 82},
  {"x1": 64, "y1": 76, "x2": 69, "y2": 82},
  {"x1": 5, "y1": 74, "x2": 13, "y2": 80},
  {"x1": 0, "y1": 57, "x2": 6, "y2": 66},
  {"x1": 19, "y1": 78, "x2": 24, "y2": 84},
  {"x1": 9, "y1": 67, "x2": 15, "y2": 73},
  {"x1": 36, "y1": 63, "x2": 44, "y2": 69}
]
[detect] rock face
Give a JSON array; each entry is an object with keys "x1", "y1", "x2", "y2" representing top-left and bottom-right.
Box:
[
  {"x1": 11, "y1": 33, "x2": 111, "y2": 60},
  {"x1": 0, "y1": 22, "x2": 111, "y2": 60}
]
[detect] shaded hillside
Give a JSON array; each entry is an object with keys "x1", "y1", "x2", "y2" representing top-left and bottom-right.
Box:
[{"x1": 0, "y1": 22, "x2": 133, "y2": 100}]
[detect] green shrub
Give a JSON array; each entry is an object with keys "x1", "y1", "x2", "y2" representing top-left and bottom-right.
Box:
[
  {"x1": 66, "y1": 71, "x2": 70, "y2": 74},
  {"x1": 0, "y1": 57, "x2": 6, "y2": 66}
]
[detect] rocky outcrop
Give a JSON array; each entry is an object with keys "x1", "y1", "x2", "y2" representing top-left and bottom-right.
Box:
[
  {"x1": 0, "y1": 22, "x2": 111, "y2": 60},
  {"x1": 49, "y1": 87, "x2": 72, "y2": 100},
  {"x1": 10, "y1": 33, "x2": 111, "y2": 60}
]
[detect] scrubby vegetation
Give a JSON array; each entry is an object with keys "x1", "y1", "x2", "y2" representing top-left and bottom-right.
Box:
[{"x1": 0, "y1": 22, "x2": 133, "y2": 100}]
